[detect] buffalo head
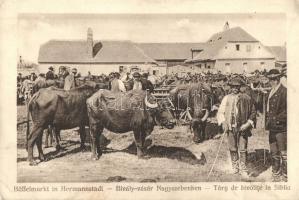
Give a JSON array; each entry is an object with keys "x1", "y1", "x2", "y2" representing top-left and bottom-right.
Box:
[
  {"x1": 191, "y1": 118, "x2": 206, "y2": 143},
  {"x1": 145, "y1": 95, "x2": 176, "y2": 129}
]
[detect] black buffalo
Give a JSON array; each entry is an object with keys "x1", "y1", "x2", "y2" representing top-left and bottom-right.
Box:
[
  {"x1": 86, "y1": 89, "x2": 176, "y2": 160},
  {"x1": 169, "y1": 83, "x2": 220, "y2": 143},
  {"x1": 26, "y1": 83, "x2": 98, "y2": 165}
]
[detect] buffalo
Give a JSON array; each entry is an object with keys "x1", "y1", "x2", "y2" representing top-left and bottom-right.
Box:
[
  {"x1": 169, "y1": 83, "x2": 222, "y2": 143},
  {"x1": 86, "y1": 89, "x2": 176, "y2": 160},
  {"x1": 26, "y1": 83, "x2": 98, "y2": 165}
]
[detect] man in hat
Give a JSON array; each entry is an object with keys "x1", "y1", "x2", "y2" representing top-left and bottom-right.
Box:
[
  {"x1": 17, "y1": 73, "x2": 23, "y2": 84},
  {"x1": 111, "y1": 72, "x2": 126, "y2": 93},
  {"x1": 148, "y1": 71, "x2": 157, "y2": 86},
  {"x1": 141, "y1": 72, "x2": 154, "y2": 93},
  {"x1": 64, "y1": 68, "x2": 77, "y2": 90},
  {"x1": 265, "y1": 69, "x2": 287, "y2": 182},
  {"x1": 29, "y1": 72, "x2": 37, "y2": 82},
  {"x1": 132, "y1": 72, "x2": 143, "y2": 91},
  {"x1": 217, "y1": 77, "x2": 256, "y2": 178},
  {"x1": 46, "y1": 66, "x2": 55, "y2": 80}
]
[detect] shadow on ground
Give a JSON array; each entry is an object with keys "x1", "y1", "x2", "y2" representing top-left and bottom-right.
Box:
[
  {"x1": 247, "y1": 149, "x2": 271, "y2": 177},
  {"x1": 124, "y1": 142, "x2": 206, "y2": 165}
]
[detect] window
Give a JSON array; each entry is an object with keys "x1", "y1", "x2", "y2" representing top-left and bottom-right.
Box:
[
  {"x1": 236, "y1": 44, "x2": 240, "y2": 51},
  {"x1": 218, "y1": 37, "x2": 222, "y2": 40},
  {"x1": 225, "y1": 63, "x2": 230, "y2": 66},
  {"x1": 225, "y1": 46, "x2": 227, "y2": 49},
  {"x1": 196, "y1": 64, "x2": 202, "y2": 68},
  {"x1": 207, "y1": 66, "x2": 211, "y2": 69},
  {"x1": 260, "y1": 62, "x2": 265, "y2": 65},
  {"x1": 246, "y1": 45, "x2": 251, "y2": 52}
]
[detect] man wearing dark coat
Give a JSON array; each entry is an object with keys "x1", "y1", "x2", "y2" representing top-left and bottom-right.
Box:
[
  {"x1": 217, "y1": 77, "x2": 256, "y2": 178},
  {"x1": 265, "y1": 69, "x2": 287, "y2": 182},
  {"x1": 141, "y1": 73, "x2": 154, "y2": 93},
  {"x1": 46, "y1": 66, "x2": 55, "y2": 80}
]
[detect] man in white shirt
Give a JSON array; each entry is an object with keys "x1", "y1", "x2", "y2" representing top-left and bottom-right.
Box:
[
  {"x1": 217, "y1": 77, "x2": 256, "y2": 178},
  {"x1": 111, "y1": 72, "x2": 126, "y2": 93},
  {"x1": 148, "y1": 71, "x2": 157, "y2": 86}
]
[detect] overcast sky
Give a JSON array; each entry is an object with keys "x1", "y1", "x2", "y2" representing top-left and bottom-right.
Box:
[{"x1": 18, "y1": 13, "x2": 286, "y2": 63}]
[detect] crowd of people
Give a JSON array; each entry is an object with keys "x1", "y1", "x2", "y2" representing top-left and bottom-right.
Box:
[
  {"x1": 17, "y1": 65, "x2": 287, "y2": 106},
  {"x1": 216, "y1": 69, "x2": 287, "y2": 181}
]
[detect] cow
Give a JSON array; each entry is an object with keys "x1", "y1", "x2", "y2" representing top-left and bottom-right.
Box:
[
  {"x1": 26, "y1": 83, "x2": 98, "y2": 166},
  {"x1": 169, "y1": 83, "x2": 218, "y2": 143},
  {"x1": 86, "y1": 89, "x2": 176, "y2": 160}
]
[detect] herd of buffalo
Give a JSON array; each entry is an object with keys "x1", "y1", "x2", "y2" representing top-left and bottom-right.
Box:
[{"x1": 21, "y1": 72, "x2": 270, "y2": 166}]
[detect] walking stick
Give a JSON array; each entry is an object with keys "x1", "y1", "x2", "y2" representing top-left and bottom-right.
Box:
[{"x1": 207, "y1": 131, "x2": 226, "y2": 181}]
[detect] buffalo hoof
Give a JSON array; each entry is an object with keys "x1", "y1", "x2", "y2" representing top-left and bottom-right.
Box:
[
  {"x1": 144, "y1": 139, "x2": 153, "y2": 149},
  {"x1": 193, "y1": 138, "x2": 202, "y2": 144},
  {"x1": 55, "y1": 145, "x2": 61, "y2": 152},
  {"x1": 38, "y1": 155, "x2": 45, "y2": 162},
  {"x1": 29, "y1": 160, "x2": 38, "y2": 166},
  {"x1": 91, "y1": 154, "x2": 100, "y2": 161},
  {"x1": 40, "y1": 156, "x2": 49, "y2": 162},
  {"x1": 80, "y1": 145, "x2": 87, "y2": 152}
]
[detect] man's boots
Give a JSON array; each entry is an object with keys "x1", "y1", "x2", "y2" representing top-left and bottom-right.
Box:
[
  {"x1": 239, "y1": 151, "x2": 250, "y2": 178},
  {"x1": 271, "y1": 155, "x2": 281, "y2": 182},
  {"x1": 230, "y1": 151, "x2": 239, "y2": 174},
  {"x1": 281, "y1": 151, "x2": 287, "y2": 182}
]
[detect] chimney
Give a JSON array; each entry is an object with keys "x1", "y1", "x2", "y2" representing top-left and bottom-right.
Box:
[
  {"x1": 223, "y1": 21, "x2": 229, "y2": 31},
  {"x1": 87, "y1": 28, "x2": 93, "y2": 58}
]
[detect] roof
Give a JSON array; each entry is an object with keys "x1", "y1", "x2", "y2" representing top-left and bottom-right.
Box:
[
  {"x1": 38, "y1": 40, "x2": 156, "y2": 64},
  {"x1": 186, "y1": 27, "x2": 260, "y2": 62},
  {"x1": 207, "y1": 27, "x2": 258, "y2": 43},
  {"x1": 137, "y1": 43, "x2": 206, "y2": 60},
  {"x1": 265, "y1": 46, "x2": 286, "y2": 62}
]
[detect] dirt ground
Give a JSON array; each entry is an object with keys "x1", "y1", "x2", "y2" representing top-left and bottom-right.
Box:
[{"x1": 17, "y1": 105, "x2": 272, "y2": 182}]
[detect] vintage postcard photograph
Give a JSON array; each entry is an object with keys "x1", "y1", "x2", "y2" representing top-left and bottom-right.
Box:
[{"x1": 16, "y1": 13, "x2": 288, "y2": 183}]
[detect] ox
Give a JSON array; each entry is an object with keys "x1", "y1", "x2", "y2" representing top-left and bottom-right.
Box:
[
  {"x1": 86, "y1": 90, "x2": 176, "y2": 160},
  {"x1": 169, "y1": 83, "x2": 224, "y2": 143},
  {"x1": 26, "y1": 83, "x2": 98, "y2": 165}
]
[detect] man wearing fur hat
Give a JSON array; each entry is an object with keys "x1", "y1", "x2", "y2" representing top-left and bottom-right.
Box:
[
  {"x1": 217, "y1": 77, "x2": 256, "y2": 178},
  {"x1": 265, "y1": 69, "x2": 287, "y2": 182}
]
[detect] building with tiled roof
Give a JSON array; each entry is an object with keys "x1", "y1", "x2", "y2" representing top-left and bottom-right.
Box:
[
  {"x1": 37, "y1": 28, "x2": 159, "y2": 75},
  {"x1": 136, "y1": 43, "x2": 206, "y2": 74},
  {"x1": 38, "y1": 24, "x2": 285, "y2": 76},
  {"x1": 185, "y1": 24, "x2": 277, "y2": 74},
  {"x1": 265, "y1": 46, "x2": 286, "y2": 68}
]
